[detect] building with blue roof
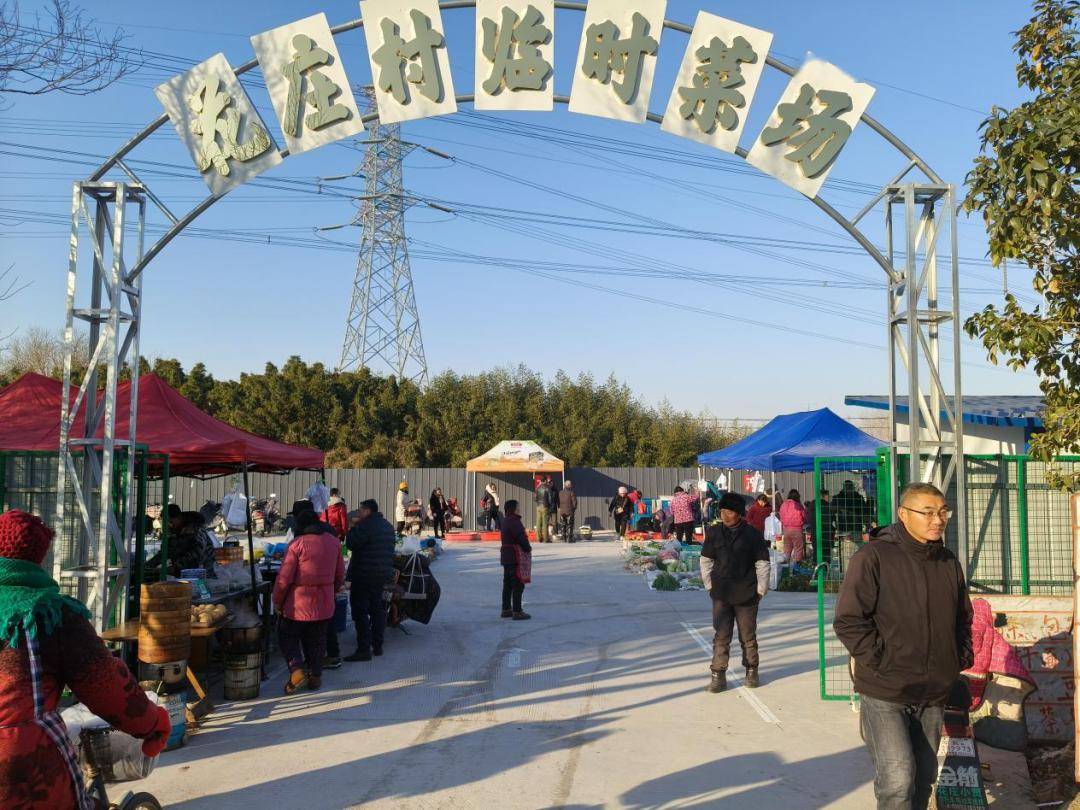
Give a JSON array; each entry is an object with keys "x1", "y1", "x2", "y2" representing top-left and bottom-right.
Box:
[{"x1": 844, "y1": 395, "x2": 1044, "y2": 454}]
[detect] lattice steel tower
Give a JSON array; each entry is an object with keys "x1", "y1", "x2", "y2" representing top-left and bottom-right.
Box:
[{"x1": 338, "y1": 88, "x2": 428, "y2": 384}]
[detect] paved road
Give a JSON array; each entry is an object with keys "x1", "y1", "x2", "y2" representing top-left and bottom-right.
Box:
[{"x1": 140, "y1": 540, "x2": 875, "y2": 808}]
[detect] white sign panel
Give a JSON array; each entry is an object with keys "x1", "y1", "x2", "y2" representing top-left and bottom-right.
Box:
[
  {"x1": 154, "y1": 53, "x2": 282, "y2": 197},
  {"x1": 474, "y1": 0, "x2": 554, "y2": 111},
  {"x1": 746, "y1": 58, "x2": 875, "y2": 198},
  {"x1": 568, "y1": 0, "x2": 666, "y2": 123},
  {"x1": 251, "y1": 13, "x2": 365, "y2": 156},
  {"x1": 660, "y1": 11, "x2": 772, "y2": 153},
  {"x1": 360, "y1": 0, "x2": 457, "y2": 124}
]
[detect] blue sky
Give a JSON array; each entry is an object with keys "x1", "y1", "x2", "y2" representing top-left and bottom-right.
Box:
[{"x1": 0, "y1": 0, "x2": 1041, "y2": 421}]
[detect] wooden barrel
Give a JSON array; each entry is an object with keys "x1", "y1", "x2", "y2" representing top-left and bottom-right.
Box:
[
  {"x1": 139, "y1": 581, "x2": 192, "y2": 664},
  {"x1": 223, "y1": 654, "x2": 261, "y2": 700}
]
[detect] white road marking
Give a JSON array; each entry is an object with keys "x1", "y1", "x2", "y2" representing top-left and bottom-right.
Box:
[{"x1": 681, "y1": 621, "x2": 781, "y2": 725}]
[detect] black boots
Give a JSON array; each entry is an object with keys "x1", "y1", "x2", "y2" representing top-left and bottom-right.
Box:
[
  {"x1": 744, "y1": 668, "x2": 759, "y2": 688},
  {"x1": 707, "y1": 671, "x2": 726, "y2": 693}
]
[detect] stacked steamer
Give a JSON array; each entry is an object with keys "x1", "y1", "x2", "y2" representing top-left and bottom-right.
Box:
[{"x1": 138, "y1": 581, "x2": 191, "y2": 750}]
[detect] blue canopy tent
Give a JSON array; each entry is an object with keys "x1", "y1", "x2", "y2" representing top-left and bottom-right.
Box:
[{"x1": 697, "y1": 408, "x2": 883, "y2": 472}]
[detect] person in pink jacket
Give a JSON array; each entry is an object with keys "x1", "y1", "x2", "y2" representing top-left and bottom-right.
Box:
[
  {"x1": 272, "y1": 508, "x2": 345, "y2": 693},
  {"x1": 778, "y1": 489, "x2": 809, "y2": 562}
]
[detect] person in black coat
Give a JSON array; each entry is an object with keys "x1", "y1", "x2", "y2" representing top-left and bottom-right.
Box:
[
  {"x1": 499, "y1": 500, "x2": 532, "y2": 620},
  {"x1": 429, "y1": 488, "x2": 448, "y2": 538},
  {"x1": 343, "y1": 499, "x2": 397, "y2": 662},
  {"x1": 699, "y1": 492, "x2": 770, "y2": 693}
]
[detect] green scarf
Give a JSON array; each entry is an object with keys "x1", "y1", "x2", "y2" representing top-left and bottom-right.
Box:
[{"x1": 0, "y1": 557, "x2": 91, "y2": 649}]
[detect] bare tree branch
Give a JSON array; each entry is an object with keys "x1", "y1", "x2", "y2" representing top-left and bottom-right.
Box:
[{"x1": 0, "y1": 0, "x2": 141, "y2": 103}]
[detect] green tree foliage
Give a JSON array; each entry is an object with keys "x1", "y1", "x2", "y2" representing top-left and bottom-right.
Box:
[
  {"x1": 963, "y1": 0, "x2": 1079, "y2": 488},
  {"x1": 177, "y1": 358, "x2": 740, "y2": 467}
]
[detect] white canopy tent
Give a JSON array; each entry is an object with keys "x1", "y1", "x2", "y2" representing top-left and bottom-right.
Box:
[{"x1": 465, "y1": 441, "x2": 565, "y2": 530}]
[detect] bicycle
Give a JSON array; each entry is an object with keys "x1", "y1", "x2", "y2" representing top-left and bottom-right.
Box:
[{"x1": 80, "y1": 726, "x2": 162, "y2": 810}]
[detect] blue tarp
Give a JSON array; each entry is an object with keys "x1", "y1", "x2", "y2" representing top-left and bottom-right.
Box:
[{"x1": 697, "y1": 408, "x2": 883, "y2": 472}]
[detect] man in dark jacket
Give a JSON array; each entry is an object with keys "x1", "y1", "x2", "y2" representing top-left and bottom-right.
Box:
[
  {"x1": 700, "y1": 492, "x2": 770, "y2": 693},
  {"x1": 557, "y1": 481, "x2": 578, "y2": 542},
  {"x1": 343, "y1": 499, "x2": 397, "y2": 662},
  {"x1": 499, "y1": 500, "x2": 532, "y2": 620},
  {"x1": 534, "y1": 478, "x2": 552, "y2": 544},
  {"x1": 834, "y1": 482, "x2": 973, "y2": 810}
]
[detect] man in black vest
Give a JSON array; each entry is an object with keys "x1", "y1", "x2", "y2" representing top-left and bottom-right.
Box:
[{"x1": 700, "y1": 492, "x2": 770, "y2": 693}]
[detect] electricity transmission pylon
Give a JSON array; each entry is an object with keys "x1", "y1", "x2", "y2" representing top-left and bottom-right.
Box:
[{"x1": 338, "y1": 87, "x2": 428, "y2": 385}]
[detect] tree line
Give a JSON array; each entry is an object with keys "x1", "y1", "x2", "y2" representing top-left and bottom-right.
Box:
[{"x1": 0, "y1": 336, "x2": 743, "y2": 467}]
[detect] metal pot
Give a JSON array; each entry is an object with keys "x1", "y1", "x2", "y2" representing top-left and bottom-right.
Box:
[
  {"x1": 138, "y1": 659, "x2": 187, "y2": 686},
  {"x1": 220, "y1": 624, "x2": 262, "y2": 653}
]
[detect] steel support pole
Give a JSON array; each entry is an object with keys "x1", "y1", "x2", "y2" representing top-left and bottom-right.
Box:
[{"x1": 56, "y1": 182, "x2": 145, "y2": 630}]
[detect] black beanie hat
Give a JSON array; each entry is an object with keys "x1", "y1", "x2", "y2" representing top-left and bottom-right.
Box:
[
  {"x1": 718, "y1": 492, "x2": 746, "y2": 516},
  {"x1": 290, "y1": 499, "x2": 314, "y2": 516}
]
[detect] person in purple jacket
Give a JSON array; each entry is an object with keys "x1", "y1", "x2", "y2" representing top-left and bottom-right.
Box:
[{"x1": 499, "y1": 500, "x2": 532, "y2": 620}]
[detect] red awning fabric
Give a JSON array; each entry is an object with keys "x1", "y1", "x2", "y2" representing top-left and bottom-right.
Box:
[{"x1": 0, "y1": 372, "x2": 324, "y2": 476}]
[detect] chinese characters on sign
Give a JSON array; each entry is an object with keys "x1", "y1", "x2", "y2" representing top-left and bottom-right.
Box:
[
  {"x1": 189, "y1": 75, "x2": 272, "y2": 175},
  {"x1": 281, "y1": 35, "x2": 349, "y2": 136},
  {"x1": 154, "y1": 53, "x2": 282, "y2": 196},
  {"x1": 760, "y1": 84, "x2": 853, "y2": 177},
  {"x1": 475, "y1": 0, "x2": 553, "y2": 110},
  {"x1": 251, "y1": 13, "x2": 365, "y2": 156},
  {"x1": 661, "y1": 12, "x2": 772, "y2": 153},
  {"x1": 361, "y1": 0, "x2": 457, "y2": 124},
  {"x1": 156, "y1": 7, "x2": 874, "y2": 199},
  {"x1": 746, "y1": 58, "x2": 874, "y2": 198},
  {"x1": 568, "y1": 0, "x2": 666, "y2": 123}
]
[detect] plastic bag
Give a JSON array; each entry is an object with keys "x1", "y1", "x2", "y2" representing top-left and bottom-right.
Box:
[
  {"x1": 400, "y1": 535, "x2": 421, "y2": 554},
  {"x1": 62, "y1": 693, "x2": 159, "y2": 782},
  {"x1": 305, "y1": 482, "x2": 330, "y2": 514},
  {"x1": 225, "y1": 492, "x2": 249, "y2": 528}
]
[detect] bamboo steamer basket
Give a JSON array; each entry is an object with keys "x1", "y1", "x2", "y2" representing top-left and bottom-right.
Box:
[{"x1": 140, "y1": 581, "x2": 192, "y2": 663}]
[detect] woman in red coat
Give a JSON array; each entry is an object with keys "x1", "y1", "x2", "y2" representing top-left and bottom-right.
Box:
[
  {"x1": 0, "y1": 510, "x2": 170, "y2": 810},
  {"x1": 273, "y1": 509, "x2": 345, "y2": 693},
  {"x1": 745, "y1": 494, "x2": 773, "y2": 535}
]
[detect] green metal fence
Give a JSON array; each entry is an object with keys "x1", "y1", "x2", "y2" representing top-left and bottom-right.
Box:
[
  {"x1": 814, "y1": 456, "x2": 880, "y2": 701},
  {"x1": 816, "y1": 451, "x2": 1080, "y2": 701}
]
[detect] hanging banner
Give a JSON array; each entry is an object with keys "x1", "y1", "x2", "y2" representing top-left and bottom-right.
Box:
[
  {"x1": 473, "y1": 0, "x2": 554, "y2": 111},
  {"x1": 154, "y1": 53, "x2": 282, "y2": 197},
  {"x1": 660, "y1": 11, "x2": 772, "y2": 153},
  {"x1": 746, "y1": 58, "x2": 875, "y2": 199},
  {"x1": 360, "y1": 0, "x2": 457, "y2": 124},
  {"x1": 251, "y1": 13, "x2": 365, "y2": 156},
  {"x1": 568, "y1": 0, "x2": 666, "y2": 123}
]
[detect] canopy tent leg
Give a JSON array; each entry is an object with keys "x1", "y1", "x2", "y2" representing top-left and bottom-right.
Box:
[{"x1": 241, "y1": 465, "x2": 258, "y2": 602}]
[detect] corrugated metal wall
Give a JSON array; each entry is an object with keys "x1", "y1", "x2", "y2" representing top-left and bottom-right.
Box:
[{"x1": 149, "y1": 466, "x2": 814, "y2": 531}]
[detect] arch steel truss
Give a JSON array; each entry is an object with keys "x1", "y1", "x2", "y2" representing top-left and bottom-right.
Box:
[{"x1": 58, "y1": 1, "x2": 966, "y2": 627}]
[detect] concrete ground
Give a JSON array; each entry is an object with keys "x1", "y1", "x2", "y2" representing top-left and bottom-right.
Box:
[{"x1": 139, "y1": 537, "x2": 879, "y2": 809}]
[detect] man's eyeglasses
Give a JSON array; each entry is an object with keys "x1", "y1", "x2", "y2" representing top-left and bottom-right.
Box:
[{"x1": 901, "y1": 506, "x2": 953, "y2": 520}]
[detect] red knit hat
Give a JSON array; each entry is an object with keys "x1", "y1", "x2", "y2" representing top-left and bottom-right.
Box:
[{"x1": 0, "y1": 510, "x2": 54, "y2": 564}]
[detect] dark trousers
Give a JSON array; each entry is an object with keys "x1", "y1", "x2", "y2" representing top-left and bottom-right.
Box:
[
  {"x1": 710, "y1": 597, "x2": 759, "y2": 672},
  {"x1": 278, "y1": 617, "x2": 329, "y2": 677},
  {"x1": 859, "y1": 694, "x2": 943, "y2": 810},
  {"x1": 432, "y1": 512, "x2": 445, "y2": 538},
  {"x1": 326, "y1": 622, "x2": 339, "y2": 658},
  {"x1": 559, "y1": 513, "x2": 574, "y2": 540},
  {"x1": 486, "y1": 508, "x2": 502, "y2": 531},
  {"x1": 614, "y1": 513, "x2": 629, "y2": 536},
  {"x1": 350, "y1": 585, "x2": 386, "y2": 653},
  {"x1": 502, "y1": 565, "x2": 524, "y2": 612},
  {"x1": 675, "y1": 521, "x2": 695, "y2": 543}
]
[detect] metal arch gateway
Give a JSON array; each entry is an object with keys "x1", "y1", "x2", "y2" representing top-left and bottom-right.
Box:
[{"x1": 58, "y1": 0, "x2": 966, "y2": 627}]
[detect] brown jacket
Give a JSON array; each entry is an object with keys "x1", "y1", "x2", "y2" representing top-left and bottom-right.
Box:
[{"x1": 833, "y1": 523, "x2": 973, "y2": 705}]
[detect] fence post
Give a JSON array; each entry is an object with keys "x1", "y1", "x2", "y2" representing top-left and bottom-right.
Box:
[
  {"x1": 1071, "y1": 493, "x2": 1079, "y2": 786},
  {"x1": 999, "y1": 454, "x2": 1011, "y2": 594},
  {"x1": 1018, "y1": 458, "x2": 1030, "y2": 596},
  {"x1": 815, "y1": 459, "x2": 827, "y2": 701}
]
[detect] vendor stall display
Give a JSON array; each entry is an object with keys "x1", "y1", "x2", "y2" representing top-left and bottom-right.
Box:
[{"x1": 621, "y1": 538, "x2": 705, "y2": 591}]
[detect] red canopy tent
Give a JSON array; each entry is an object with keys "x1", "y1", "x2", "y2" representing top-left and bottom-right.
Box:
[
  {"x1": 0, "y1": 372, "x2": 324, "y2": 600},
  {"x1": 0, "y1": 372, "x2": 324, "y2": 475}
]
